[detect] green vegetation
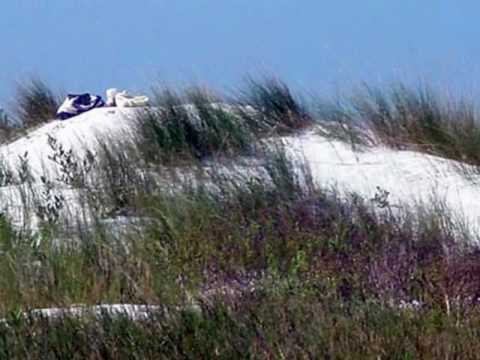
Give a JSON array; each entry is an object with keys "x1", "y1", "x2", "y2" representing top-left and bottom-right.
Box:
[
  {"x1": 3, "y1": 298, "x2": 480, "y2": 359},
  {"x1": 0, "y1": 142, "x2": 476, "y2": 357},
  {"x1": 1, "y1": 75, "x2": 480, "y2": 357},
  {"x1": 135, "y1": 86, "x2": 253, "y2": 164},
  {"x1": 134, "y1": 76, "x2": 312, "y2": 165},
  {"x1": 318, "y1": 82, "x2": 480, "y2": 165}
]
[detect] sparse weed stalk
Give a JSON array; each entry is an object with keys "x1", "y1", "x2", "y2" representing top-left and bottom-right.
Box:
[
  {"x1": 86, "y1": 138, "x2": 147, "y2": 216},
  {"x1": 0, "y1": 158, "x2": 14, "y2": 187},
  {"x1": 9, "y1": 152, "x2": 39, "y2": 231},
  {"x1": 16, "y1": 152, "x2": 34, "y2": 185},
  {"x1": 47, "y1": 134, "x2": 96, "y2": 188},
  {"x1": 36, "y1": 176, "x2": 64, "y2": 226}
]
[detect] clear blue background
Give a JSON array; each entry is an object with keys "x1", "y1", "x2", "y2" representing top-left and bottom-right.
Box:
[{"x1": 1, "y1": 0, "x2": 479, "y2": 105}]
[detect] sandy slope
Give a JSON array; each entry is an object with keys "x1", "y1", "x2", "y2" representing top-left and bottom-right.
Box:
[
  {"x1": 0, "y1": 107, "x2": 141, "y2": 175},
  {"x1": 2, "y1": 107, "x2": 480, "y2": 320},
  {"x1": 0, "y1": 107, "x2": 479, "y2": 236}
]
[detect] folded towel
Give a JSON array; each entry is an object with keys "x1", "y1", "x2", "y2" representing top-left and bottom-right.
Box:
[{"x1": 57, "y1": 94, "x2": 105, "y2": 120}]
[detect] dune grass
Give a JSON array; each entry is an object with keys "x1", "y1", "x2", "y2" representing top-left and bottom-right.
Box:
[
  {"x1": 318, "y1": 82, "x2": 480, "y2": 165},
  {"x1": 134, "y1": 76, "x2": 312, "y2": 165},
  {"x1": 13, "y1": 77, "x2": 61, "y2": 128},
  {"x1": 135, "y1": 86, "x2": 254, "y2": 164},
  {"x1": 234, "y1": 75, "x2": 312, "y2": 133}
]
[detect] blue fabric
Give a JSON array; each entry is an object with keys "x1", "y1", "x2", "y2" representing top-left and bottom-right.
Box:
[{"x1": 56, "y1": 94, "x2": 105, "y2": 120}]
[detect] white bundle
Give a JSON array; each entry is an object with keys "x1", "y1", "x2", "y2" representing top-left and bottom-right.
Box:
[{"x1": 106, "y1": 88, "x2": 149, "y2": 108}]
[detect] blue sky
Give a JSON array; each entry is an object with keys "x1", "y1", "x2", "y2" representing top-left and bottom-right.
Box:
[{"x1": 1, "y1": 0, "x2": 479, "y2": 105}]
